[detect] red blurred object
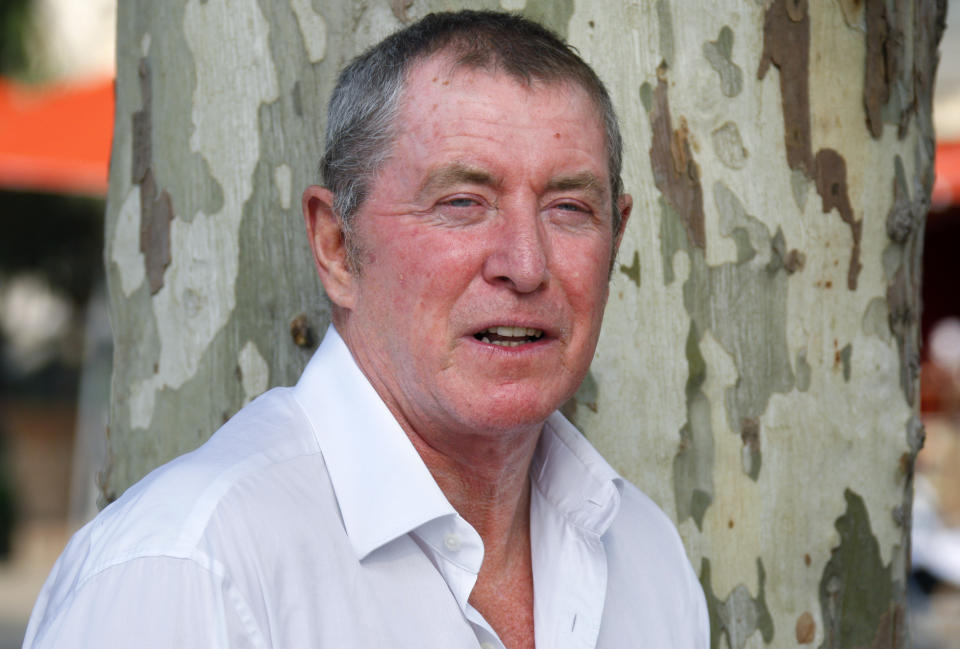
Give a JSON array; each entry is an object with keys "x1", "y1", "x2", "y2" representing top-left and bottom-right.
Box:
[
  {"x1": 933, "y1": 140, "x2": 960, "y2": 210},
  {"x1": 0, "y1": 76, "x2": 113, "y2": 196}
]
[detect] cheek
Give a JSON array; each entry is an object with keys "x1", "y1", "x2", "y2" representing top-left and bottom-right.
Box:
[
  {"x1": 379, "y1": 241, "x2": 465, "y2": 314},
  {"x1": 556, "y1": 240, "x2": 613, "y2": 309}
]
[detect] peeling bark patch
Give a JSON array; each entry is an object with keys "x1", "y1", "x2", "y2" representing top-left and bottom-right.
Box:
[
  {"x1": 740, "y1": 418, "x2": 761, "y2": 481},
  {"x1": 139, "y1": 171, "x2": 174, "y2": 295},
  {"x1": 768, "y1": 226, "x2": 805, "y2": 275},
  {"x1": 639, "y1": 82, "x2": 653, "y2": 114},
  {"x1": 908, "y1": 0, "x2": 947, "y2": 141},
  {"x1": 238, "y1": 340, "x2": 269, "y2": 404},
  {"x1": 291, "y1": 81, "x2": 303, "y2": 117},
  {"x1": 131, "y1": 60, "x2": 152, "y2": 186},
  {"x1": 658, "y1": 197, "x2": 686, "y2": 286},
  {"x1": 711, "y1": 122, "x2": 748, "y2": 170},
  {"x1": 758, "y1": 0, "x2": 814, "y2": 174},
  {"x1": 136, "y1": 0, "x2": 280, "y2": 406},
  {"x1": 289, "y1": 313, "x2": 314, "y2": 348},
  {"x1": 839, "y1": 0, "x2": 866, "y2": 27},
  {"x1": 673, "y1": 323, "x2": 714, "y2": 530},
  {"x1": 814, "y1": 149, "x2": 862, "y2": 290},
  {"x1": 700, "y1": 559, "x2": 724, "y2": 649},
  {"x1": 700, "y1": 254, "x2": 795, "y2": 431},
  {"x1": 840, "y1": 343, "x2": 852, "y2": 382},
  {"x1": 703, "y1": 26, "x2": 743, "y2": 98},
  {"x1": 649, "y1": 69, "x2": 706, "y2": 251},
  {"x1": 906, "y1": 414, "x2": 924, "y2": 457},
  {"x1": 714, "y1": 182, "x2": 767, "y2": 263},
  {"x1": 818, "y1": 489, "x2": 898, "y2": 649},
  {"x1": 701, "y1": 558, "x2": 775, "y2": 649},
  {"x1": 521, "y1": 0, "x2": 574, "y2": 39},
  {"x1": 291, "y1": 0, "x2": 327, "y2": 62},
  {"x1": 796, "y1": 348, "x2": 811, "y2": 391},
  {"x1": 796, "y1": 611, "x2": 816, "y2": 644},
  {"x1": 132, "y1": 58, "x2": 174, "y2": 295},
  {"x1": 886, "y1": 156, "x2": 917, "y2": 244},
  {"x1": 862, "y1": 297, "x2": 893, "y2": 343},
  {"x1": 112, "y1": 188, "x2": 146, "y2": 296},
  {"x1": 881, "y1": 245, "x2": 902, "y2": 282},
  {"x1": 863, "y1": 0, "x2": 903, "y2": 139},
  {"x1": 655, "y1": 0, "x2": 675, "y2": 68},
  {"x1": 389, "y1": 0, "x2": 413, "y2": 23},
  {"x1": 619, "y1": 250, "x2": 641, "y2": 287},
  {"x1": 887, "y1": 254, "x2": 920, "y2": 406},
  {"x1": 884, "y1": 154, "x2": 924, "y2": 407},
  {"x1": 673, "y1": 180, "x2": 793, "y2": 506},
  {"x1": 760, "y1": 0, "x2": 866, "y2": 292},
  {"x1": 273, "y1": 164, "x2": 292, "y2": 209},
  {"x1": 886, "y1": 244, "x2": 921, "y2": 407},
  {"x1": 791, "y1": 168, "x2": 810, "y2": 211}
]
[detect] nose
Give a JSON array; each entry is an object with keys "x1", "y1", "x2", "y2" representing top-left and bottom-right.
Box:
[{"x1": 482, "y1": 205, "x2": 549, "y2": 294}]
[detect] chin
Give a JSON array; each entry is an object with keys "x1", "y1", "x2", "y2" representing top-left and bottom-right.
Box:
[{"x1": 456, "y1": 392, "x2": 565, "y2": 436}]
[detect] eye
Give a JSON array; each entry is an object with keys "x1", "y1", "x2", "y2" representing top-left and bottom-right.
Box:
[
  {"x1": 445, "y1": 197, "x2": 479, "y2": 208},
  {"x1": 432, "y1": 194, "x2": 490, "y2": 227},
  {"x1": 546, "y1": 199, "x2": 602, "y2": 230}
]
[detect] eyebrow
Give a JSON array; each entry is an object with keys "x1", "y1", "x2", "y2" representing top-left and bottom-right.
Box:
[
  {"x1": 417, "y1": 165, "x2": 608, "y2": 203},
  {"x1": 418, "y1": 163, "x2": 498, "y2": 197},
  {"x1": 546, "y1": 172, "x2": 608, "y2": 204}
]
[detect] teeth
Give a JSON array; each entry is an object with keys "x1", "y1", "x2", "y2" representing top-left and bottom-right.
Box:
[
  {"x1": 475, "y1": 326, "x2": 544, "y2": 346},
  {"x1": 483, "y1": 326, "x2": 544, "y2": 338}
]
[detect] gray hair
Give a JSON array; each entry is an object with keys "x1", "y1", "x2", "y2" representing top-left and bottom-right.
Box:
[{"x1": 320, "y1": 10, "x2": 624, "y2": 249}]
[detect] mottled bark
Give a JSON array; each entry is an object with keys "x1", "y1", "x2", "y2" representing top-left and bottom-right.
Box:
[{"x1": 107, "y1": 2, "x2": 943, "y2": 647}]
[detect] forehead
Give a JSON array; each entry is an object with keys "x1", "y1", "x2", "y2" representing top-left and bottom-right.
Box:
[
  {"x1": 403, "y1": 52, "x2": 603, "y2": 122},
  {"x1": 391, "y1": 55, "x2": 609, "y2": 181}
]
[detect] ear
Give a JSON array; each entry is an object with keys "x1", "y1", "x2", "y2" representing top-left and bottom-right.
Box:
[
  {"x1": 613, "y1": 193, "x2": 633, "y2": 257},
  {"x1": 302, "y1": 185, "x2": 357, "y2": 311}
]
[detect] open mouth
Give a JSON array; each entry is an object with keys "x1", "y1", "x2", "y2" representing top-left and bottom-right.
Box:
[{"x1": 473, "y1": 325, "x2": 545, "y2": 347}]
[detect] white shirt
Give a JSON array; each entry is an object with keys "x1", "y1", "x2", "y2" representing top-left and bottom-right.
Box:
[{"x1": 24, "y1": 327, "x2": 709, "y2": 649}]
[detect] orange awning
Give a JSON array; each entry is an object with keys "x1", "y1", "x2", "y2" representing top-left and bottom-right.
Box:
[
  {"x1": 933, "y1": 140, "x2": 960, "y2": 211},
  {"x1": 0, "y1": 76, "x2": 113, "y2": 196}
]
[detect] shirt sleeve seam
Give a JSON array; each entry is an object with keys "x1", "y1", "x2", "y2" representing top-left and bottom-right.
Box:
[{"x1": 38, "y1": 552, "x2": 269, "y2": 649}]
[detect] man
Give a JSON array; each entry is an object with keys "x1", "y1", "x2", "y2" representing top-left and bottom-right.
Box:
[{"x1": 25, "y1": 11, "x2": 708, "y2": 649}]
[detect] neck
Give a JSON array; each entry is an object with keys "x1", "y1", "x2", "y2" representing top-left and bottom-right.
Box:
[
  {"x1": 408, "y1": 427, "x2": 538, "y2": 649},
  {"x1": 405, "y1": 425, "x2": 540, "y2": 554}
]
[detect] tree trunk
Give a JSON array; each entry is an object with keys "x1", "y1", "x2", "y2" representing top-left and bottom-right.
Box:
[{"x1": 104, "y1": 1, "x2": 945, "y2": 647}]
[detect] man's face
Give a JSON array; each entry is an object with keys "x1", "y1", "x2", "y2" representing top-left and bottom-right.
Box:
[{"x1": 329, "y1": 56, "x2": 629, "y2": 444}]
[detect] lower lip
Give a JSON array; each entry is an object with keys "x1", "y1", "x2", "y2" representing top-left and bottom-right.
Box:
[{"x1": 467, "y1": 336, "x2": 553, "y2": 352}]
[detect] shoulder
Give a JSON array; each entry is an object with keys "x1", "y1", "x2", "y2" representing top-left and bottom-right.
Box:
[
  {"x1": 609, "y1": 480, "x2": 688, "y2": 556},
  {"x1": 604, "y1": 480, "x2": 699, "y2": 594},
  {"x1": 602, "y1": 479, "x2": 710, "y2": 647},
  {"x1": 30, "y1": 386, "x2": 328, "y2": 619}
]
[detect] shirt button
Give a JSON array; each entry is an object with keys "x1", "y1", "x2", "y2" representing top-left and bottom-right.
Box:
[
  {"x1": 443, "y1": 533, "x2": 461, "y2": 552},
  {"x1": 480, "y1": 643, "x2": 497, "y2": 649}
]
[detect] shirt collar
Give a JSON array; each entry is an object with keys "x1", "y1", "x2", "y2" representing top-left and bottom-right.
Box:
[
  {"x1": 293, "y1": 326, "x2": 623, "y2": 557},
  {"x1": 292, "y1": 326, "x2": 456, "y2": 560},
  {"x1": 532, "y1": 412, "x2": 623, "y2": 537}
]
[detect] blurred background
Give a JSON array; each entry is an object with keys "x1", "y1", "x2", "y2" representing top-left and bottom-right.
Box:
[
  {"x1": 0, "y1": 0, "x2": 112, "y2": 645},
  {"x1": 0, "y1": 1, "x2": 957, "y2": 648}
]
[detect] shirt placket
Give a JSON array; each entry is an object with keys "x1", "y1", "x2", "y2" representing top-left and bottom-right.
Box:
[{"x1": 414, "y1": 515, "x2": 508, "y2": 648}]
